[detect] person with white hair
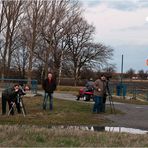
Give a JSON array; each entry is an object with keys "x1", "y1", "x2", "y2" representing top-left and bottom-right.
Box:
[{"x1": 42, "y1": 72, "x2": 57, "y2": 111}]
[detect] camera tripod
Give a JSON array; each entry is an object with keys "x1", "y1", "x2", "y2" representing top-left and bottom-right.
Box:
[
  {"x1": 106, "y1": 81, "x2": 116, "y2": 114},
  {"x1": 8, "y1": 95, "x2": 26, "y2": 117}
]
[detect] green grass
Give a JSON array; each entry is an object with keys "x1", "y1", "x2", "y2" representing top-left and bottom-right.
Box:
[
  {"x1": 0, "y1": 96, "x2": 112, "y2": 126},
  {"x1": 38, "y1": 85, "x2": 82, "y2": 92},
  {"x1": 57, "y1": 85, "x2": 81, "y2": 92}
]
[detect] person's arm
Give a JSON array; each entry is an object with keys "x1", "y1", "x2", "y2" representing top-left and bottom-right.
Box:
[
  {"x1": 93, "y1": 81, "x2": 98, "y2": 90},
  {"x1": 93, "y1": 80, "x2": 101, "y2": 92},
  {"x1": 42, "y1": 80, "x2": 46, "y2": 90},
  {"x1": 9, "y1": 88, "x2": 18, "y2": 102}
]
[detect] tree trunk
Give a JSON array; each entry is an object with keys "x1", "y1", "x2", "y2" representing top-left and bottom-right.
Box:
[{"x1": 28, "y1": 49, "x2": 33, "y2": 85}]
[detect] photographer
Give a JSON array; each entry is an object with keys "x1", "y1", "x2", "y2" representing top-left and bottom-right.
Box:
[
  {"x1": 93, "y1": 74, "x2": 107, "y2": 113},
  {"x1": 2, "y1": 84, "x2": 25, "y2": 115}
]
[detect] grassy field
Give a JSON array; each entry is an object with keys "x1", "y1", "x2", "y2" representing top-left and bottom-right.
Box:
[
  {"x1": 0, "y1": 94, "x2": 148, "y2": 147},
  {"x1": 0, "y1": 96, "x2": 111, "y2": 126}
]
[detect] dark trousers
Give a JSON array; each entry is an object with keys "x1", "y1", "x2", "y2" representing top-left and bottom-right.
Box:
[
  {"x1": 102, "y1": 103, "x2": 105, "y2": 112},
  {"x1": 93, "y1": 96, "x2": 103, "y2": 113},
  {"x1": 102, "y1": 95, "x2": 107, "y2": 112},
  {"x1": 2, "y1": 93, "x2": 7, "y2": 115},
  {"x1": 2, "y1": 93, "x2": 21, "y2": 115},
  {"x1": 43, "y1": 92, "x2": 53, "y2": 111}
]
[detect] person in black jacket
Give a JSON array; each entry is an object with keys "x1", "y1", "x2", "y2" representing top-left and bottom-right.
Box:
[
  {"x1": 1, "y1": 84, "x2": 24, "y2": 115},
  {"x1": 42, "y1": 72, "x2": 57, "y2": 111}
]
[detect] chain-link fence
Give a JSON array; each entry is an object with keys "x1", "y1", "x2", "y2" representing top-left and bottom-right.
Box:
[
  {"x1": 0, "y1": 78, "x2": 38, "y2": 94},
  {"x1": 108, "y1": 80, "x2": 148, "y2": 101}
]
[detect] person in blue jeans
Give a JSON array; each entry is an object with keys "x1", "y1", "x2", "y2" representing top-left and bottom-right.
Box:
[
  {"x1": 42, "y1": 72, "x2": 57, "y2": 111},
  {"x1": 93, "y1": 74, "x2": 107, "y2": 113}
]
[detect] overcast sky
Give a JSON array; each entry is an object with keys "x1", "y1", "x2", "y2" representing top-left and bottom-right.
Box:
[{"x1": 79, "y1": 0, "x2": 148, "y2": 73}]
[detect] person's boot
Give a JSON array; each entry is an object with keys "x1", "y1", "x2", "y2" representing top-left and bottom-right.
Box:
[{"x1": 43, "y1": 105, "x2": 46, "y2": 110}]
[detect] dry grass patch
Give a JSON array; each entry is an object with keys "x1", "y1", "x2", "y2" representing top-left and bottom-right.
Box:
[{"x1": 0, "y1": 125, "x2": 147, "y2": 147}]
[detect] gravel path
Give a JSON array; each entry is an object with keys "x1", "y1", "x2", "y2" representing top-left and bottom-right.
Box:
[{"x1": 105, "y1": 103, "x2": 148, "y2": 130}]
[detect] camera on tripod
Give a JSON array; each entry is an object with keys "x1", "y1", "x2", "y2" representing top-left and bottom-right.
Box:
[
  {"x1": 17, "y1": 86, "x2": 26, "y2": 96},
  {"x1": 105, "y1": 74, "x2": 116, "y2": 113},
  {"x1": 106, "y1": 75, "x2": 112, "y2": 82},
  {"x1": 8, "y1": 85, "x2": 26, "y2": 116}
]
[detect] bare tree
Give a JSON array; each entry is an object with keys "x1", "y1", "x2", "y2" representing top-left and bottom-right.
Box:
[
  {"x1": 65, "y1": 17, "x2": 113, "y2": 85},
  {"x1": 0, "y1": 0, "x2": 24, "y2": 78},
  {"x1": 40, "y1": 0, "x2": 82, "y2": 80},
  {"x1": 11, "y1": 42, "x2": 28, "y2": 79},
  {"x1": 0, "y1": 0, "x2": 114, "y2": 85},
  {"x1": 0, "y1": 1, "x2": 5, "y2": 34},
  {"x1": 126, "y1": 68, "x2": 135, "y2": 79},
  {"x1": 0, "y1": 1, "x2": 5, "y2": 79},
  {"x1": 103, "y1": 64, "x2": 116, "y2": 73},
  {"x1": 20, "y1": 0, "x2": 45, "y2": 84},
  {"x1": 138, "y1": 69, "x2": 147, "y2": 80}
]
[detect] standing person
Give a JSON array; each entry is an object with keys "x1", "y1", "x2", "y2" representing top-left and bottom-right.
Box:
[
  {"x1": 42, "y1": 72, "x2": 57, "y2": 111},
  {"x1": 93, "y1": 74, "x2": 107, "y2": 113}
]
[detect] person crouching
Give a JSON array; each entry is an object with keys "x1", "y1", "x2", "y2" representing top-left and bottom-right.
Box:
[{"x1": 2, "y1": 84, "x2": 21, "y2": 115}]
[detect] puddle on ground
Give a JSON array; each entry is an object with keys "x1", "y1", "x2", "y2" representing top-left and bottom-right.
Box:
[{"x1": 47, "y1": 125, "x2": 148, "y2": 134}]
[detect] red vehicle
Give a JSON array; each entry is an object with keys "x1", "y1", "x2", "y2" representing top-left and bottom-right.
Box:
[{"x1": 76, "y1": 88, "x2": 94, "y2": 101}]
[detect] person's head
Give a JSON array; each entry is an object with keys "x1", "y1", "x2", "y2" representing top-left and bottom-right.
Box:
[
  {"x1": 47, "y1": 72, "x2": 53, "y2": 80},
  {"x1": 100, "y1": 74, "x2": 106, "y2": 81},
  {"x1": 14, "y1": 84, "x2": 19, "y2": 92}
]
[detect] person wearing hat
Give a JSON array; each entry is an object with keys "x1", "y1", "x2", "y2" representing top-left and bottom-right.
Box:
[{"x1": 93, "y1": 74, "x2": 107, "y2": 113}]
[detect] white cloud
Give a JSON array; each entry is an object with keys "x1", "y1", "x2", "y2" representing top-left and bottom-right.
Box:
[
  {"x1": 80, "y1": 1, "x2": 148, "y2": 72},
  {"x1": 146, "y1": 16, "x2": 148, "y2": 21},
  {"x1": 83, "y1": 4, "x2": 148, "y2": 44},
  {"x1": 80, "y1": 0, "x2": 148, "y2": 10}
]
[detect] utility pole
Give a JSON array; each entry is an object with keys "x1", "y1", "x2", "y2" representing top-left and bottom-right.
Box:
[{"x1": 121, "y1": 54, "x2": 123, "y2": 84}]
